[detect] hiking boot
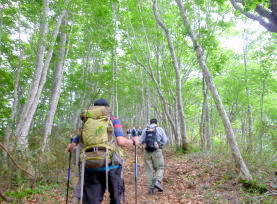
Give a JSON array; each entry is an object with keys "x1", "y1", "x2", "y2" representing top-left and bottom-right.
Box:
[
  {"x1": 148, "y1": 188, "x2": 156, "y2": 195},
  {"x1": 154, "y1": 180, "x2": 164, "y2": 192}
]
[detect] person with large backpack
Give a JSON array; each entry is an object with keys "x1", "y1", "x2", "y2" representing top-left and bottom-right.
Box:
[
  {"x1": 67, "y1": 98, "x2": 139, "y2": 204},
  {"x1": 140, "y1": 118, "x2": 168, "y2": 195}
]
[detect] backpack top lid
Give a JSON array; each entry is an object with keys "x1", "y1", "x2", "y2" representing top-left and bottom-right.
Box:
[{"x1": 81, "y1": 106, "x2": 111, "y2": 120}]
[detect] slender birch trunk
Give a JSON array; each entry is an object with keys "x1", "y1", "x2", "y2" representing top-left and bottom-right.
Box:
[
  {"x1": 112, "y1": 48, "x2": 119, "y2": 118},
  {"x1": 15, "y1": 0, "x2": 50, "y2": 148},
  {"x1": 200, "y1": 77, "x2": 207, "y2": 150},
  {"x1": 259, "y1": 78, "x2": 266, "y2": 153},
  {"x1": 153, "y1": 0, "x2": 189, "y2": 150},
  {"x1": 147, "y1": 65, "x2": 179, "y2": 140},
  {"x1": 16, "y1": 4, "x2": 67, "y2": 149},
  {"x1": 242, "y1": 29, "x2": 253, "y2": 152},
  {"x1": 205, "y1": 97, "x2": 212, "y2": 150},
  {"x1": 126, "y1": 8, "x2": 178, "y2": 141},
  {"x1": 133, "y1": 57, "x2": 179, "y2": 141},
  {"x1": 176, "y1": 0, "x2": 252, "y2": 180},
  {"x1": 200, "y1": 77, "x2": 211, "y2": 150},
  {"x1": 139, "y1": 69, "x2": 145, "y2": 126},
  {"x1": 42, "y1": 15, "x2": 68, "y2": 152}
]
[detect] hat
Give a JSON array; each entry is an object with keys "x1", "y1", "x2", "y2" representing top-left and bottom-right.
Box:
[
  {"x1": 94, "y1": 98, "x2": 109, "y2": 107},
  {"x1": 150, "y1": 118, "x2": 157, "y2": 124}
]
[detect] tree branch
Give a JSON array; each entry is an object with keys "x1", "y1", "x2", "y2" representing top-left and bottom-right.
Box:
[
  {"x1": 229, "y1": 0, "x2": 277, "y2": 32},
  {"x1": 255, "y1": 5, "x2": 271, "y2": 19},
  {"x1": 0, "y1": 189, "x2": 13, "y2": 202},
  {"x1": 0, "y1": 143, "x2": 35, "y2": 178}
]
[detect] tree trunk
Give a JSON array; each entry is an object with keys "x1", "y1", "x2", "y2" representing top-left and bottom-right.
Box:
[
  {"x1": 42, "y1": 14, "x2": 68, "y2": 152},
  {"x1": 111, "y1": 3, "x2": 117, "y2": 117},
  {"x1": 176, "y1": 0, "x2": 252, "y2": 180},
  {"x1": 153, "y1": 0, "x2": 189, "y2": 151},
  {"x1": 200, "y1": 77, "x2": 207, "y2": 150},
  {"x1": 15, "y1": 0, "x2": 50, "y2": 148},
  {"x1": 16, "y1": 8, "x2": 66, "y2": 147},
  {"x1": 205, "y1": 97, "x2": 212, "y2": 150},
  {"x1": 259, "y1": 78, "x2": 266, "y2": 153},
  {"x1": 200, "y1": 77, "x2": 211, "y2": 150},
  {"x1": 111, "y1": 48, "x2": 119, "y2": 118},
  {"x1": 148, "y1": 68, "x2": 178, "y2": 141},
  {"x1": 242, "y1": 29, "x2": 253, "y2": 152},
  {"x1": 126, "y1": 9, "x2": 178, "y2": 142}
]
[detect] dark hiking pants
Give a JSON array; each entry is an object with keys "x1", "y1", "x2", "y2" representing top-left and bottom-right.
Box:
[{"x1": 83, "y1": 166, "x2": 123, "y2": 204}]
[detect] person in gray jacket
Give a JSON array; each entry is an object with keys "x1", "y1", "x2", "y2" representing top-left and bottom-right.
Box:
[{"x1": 140, "y1": 118, "x2": 168, "y2": 194}]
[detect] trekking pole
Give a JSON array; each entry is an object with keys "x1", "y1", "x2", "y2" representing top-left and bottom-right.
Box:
[
  {"x1": 80, "y1": 152, "x2": 86, "y2": 204},
  {"x1": 66, "y1": 151, "x2": 72, "y2": 204},
  {"x1": 134, "y1": 144, "x2": 138, "y2": 204}
]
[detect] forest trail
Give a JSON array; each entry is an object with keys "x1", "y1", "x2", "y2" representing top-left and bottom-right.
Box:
[
  {"x1": 18, "y1": 148, "x2": 247, "y2": 204},
  {"x1": 111, "y1": 148, "x2": 242, "y2": 204}
]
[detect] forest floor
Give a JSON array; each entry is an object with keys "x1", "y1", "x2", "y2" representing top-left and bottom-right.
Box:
[{"x1": 2, "y1": 147, "x2": 276, "y2": 204}]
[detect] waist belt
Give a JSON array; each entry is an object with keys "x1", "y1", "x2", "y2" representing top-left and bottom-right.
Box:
[
  {"x1": 85, "y1": 165, "x2": 120, "y2": 172},
  {"x1": 86, "y1": 147, "x2": 106, "y2": 152}
]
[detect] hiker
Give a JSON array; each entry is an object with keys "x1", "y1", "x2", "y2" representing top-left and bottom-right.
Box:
[
  {"x1": 131, "y1": 127, "x2": 137, "y2": 137},
  {"x1": 140, "y1": 118, "x2": 168, "y2": 194},
  {"x1": 67, "y1": 98, "x2": 139, "y2": 204},
  {"x1": 126, "y1": 128, "x2": 131, "y2": 139},
  {"x1": 137, "y1": 127, "x2": 142, "y2": 137},
  {"x1": 137, "y1": 127, "x2": 143, "y2": 152}
]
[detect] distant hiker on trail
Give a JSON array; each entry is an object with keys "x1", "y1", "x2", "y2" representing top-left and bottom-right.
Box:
[
  {"x1": 126, "y1": 128, "x2": 131, "y2": 139},
  {"x1": 140, "y1": 118, "x2": 168, "y2": 194},
  {"x1": 131, "y1": 127, "x2": 137, "y2": 137},
  {"x1": 137, "y1": 127, "x2": 142, "y2": 137},
  {"x1": 67, "y1": 98, "x2": 139, "y2": 204}
]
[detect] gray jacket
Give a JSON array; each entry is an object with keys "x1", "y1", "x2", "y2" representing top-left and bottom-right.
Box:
[{"x1": 140, "y1": 124, "x2": 168, "y2": 146}]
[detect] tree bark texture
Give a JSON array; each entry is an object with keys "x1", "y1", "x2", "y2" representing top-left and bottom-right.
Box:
[
  {"x1": 15, "y1": 0, "x2": 50, "y2": 148},
  {"x1": 200, "y1": 77, "x2": 207, "y2": 150},
  {"x1": 176, "y1": 0, "x2": 252, "y2": 180},
  {"x1": 15, "y1": 2, "x2": 68, "y2": 149},
  {"x1": 42, "y1": 14, "x2": 68, "y2": 152}
]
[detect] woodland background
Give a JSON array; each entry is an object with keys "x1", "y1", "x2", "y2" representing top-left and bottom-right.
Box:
[{"x1": 0, "y1": 0, "x2": 276, "y2": 203}]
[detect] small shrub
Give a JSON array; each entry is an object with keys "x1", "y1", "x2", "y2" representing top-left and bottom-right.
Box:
[{"x1": 240, "y1": 179, "x2": 268, "y2": 194}]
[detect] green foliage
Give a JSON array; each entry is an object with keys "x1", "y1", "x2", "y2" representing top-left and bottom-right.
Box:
[
  {"x1": 175, "y1": 144, "x2": 201, "y2": 154},
  {"x1": 243, "y1": 0, "x2": 269, "y2": 11},
  {"x1": 240, "y1": 179, "x2": 267, "y2": 194},
  {"x1": 5, "y1": 183, "x2": 58, "y2": 199},
  {"x1": 0, "y1": 2, "x2": 276, "y2": 202}
]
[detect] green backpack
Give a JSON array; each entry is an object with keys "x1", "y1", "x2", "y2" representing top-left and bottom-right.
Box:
[
  {"x1": 80, "y1": 106, "x2": 116, "y2": 168},
  {"x1": 81, "y1": 106, "x2": 113, "y2": 146},
  {"x1": 79, "y1": 106, "x2": 125, "y2": 201},
  {"x1": 81, "y1": 106, "x2": 124, "y2": 168}
]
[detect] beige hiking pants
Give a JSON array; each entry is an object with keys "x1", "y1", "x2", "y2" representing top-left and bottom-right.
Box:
[{"x1": 144, "y1": 149, "x2": 164, "y2": 188}]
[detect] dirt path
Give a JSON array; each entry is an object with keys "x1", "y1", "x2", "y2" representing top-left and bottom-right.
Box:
[
  {"x1": 101, "y1": 148, "x2": 242, "y2": 204},
  {"x1": 18, "y1": 148, "x2": 255, "y2": 204}
]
